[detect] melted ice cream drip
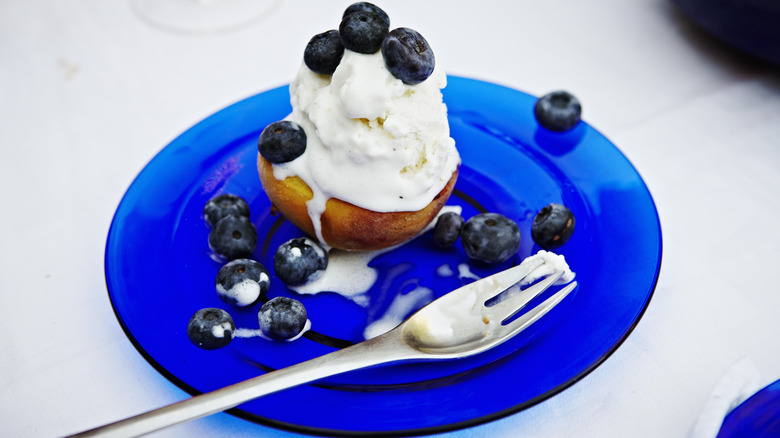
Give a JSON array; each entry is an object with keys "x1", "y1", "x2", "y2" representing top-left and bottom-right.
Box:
[{"x1": 287, "y1": 206, "x2": 463, "y2": 306}]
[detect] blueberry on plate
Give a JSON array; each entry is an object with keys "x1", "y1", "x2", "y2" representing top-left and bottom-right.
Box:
[
  {"x1": 202, "y1": 194, "x2": 249, "y2": 228},
  {"x1": 304, "y1": 30, "x2": 345, "y2": 75},
  {"x1": 342, "y1": 2, "x2": 390, "y2": 28},
  {"x1": 382, "y1": 27, "x2": 435, "y2": 85},
  {"x1": 461, "y1": 213, "x2": 522, "y2": 264},
  {"x1": 187, "y1": 308, "x2": 235, "y2": 350},
  {"x1": 258, "y1": 121, "x2": 307, "y2": 164},
  {"x1": 534, "y1": 90, "x2": 582, "y2": 132},
  {"x1": 433, "y1": 211, "x2": 464, "y2": 248},
  {"x1": 339, "y1": 10, "x2": 389, "y2": 54},
  {"x1": 532, "y1": 203, "x2": 575, "y2": 249},
  {"x1": 215, "y1": 259, "x2": 270, "y2": 307},
  {"x1": 258, "y1": 297, "x2": 308, "y2": 341},
  {"x1": 208, "y1": 215, "x2": 257, "y2": 261},
  {"x1": 274, "y1": 237, "x2": 328, "y2": 286}
]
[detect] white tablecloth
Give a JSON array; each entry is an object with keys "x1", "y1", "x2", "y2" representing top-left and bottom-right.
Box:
[{"x1": 2, "y1": 1, "x2": 779, "y2": 436}]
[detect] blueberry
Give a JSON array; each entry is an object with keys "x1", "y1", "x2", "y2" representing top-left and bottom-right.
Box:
[
  {"x1": 339, "y1": 10, "x2": 389, "y2": 54},
  {"x1": 534, "y1": 91, "x2": 582, "y2": 132},
  {"x1": 532, "y1": 203, "x2": 575, "y2": 249},
  {"x1": 433, "y1": 211, "x2": 464, "y2": 248},
  {"x1": 274, "y1": 237, "x2": 328, "y2": 286},
  {"x1": 208, "y1": 215, "x2": 257, "y2": 261},
  {"x1": 382, "y1": 28, "x2": 435, "y2": 85},
  {"x1": 187, "y1": 308, "x2": 235, "y2": 350},
  {"x1": 215, "y1": 259, "x2": 270, "y2": 307},
  {"x1": 342, "y1": 2, "x2": 390, "y2": 28},
  {"x1": 461, "y1": 213, "x2": 522, "y2": 264},
  {"x1": 304, "y1": 30, "x2": 345, "y2": 75},
  {"x1": 202, "y1": 194, "x2": 250, "y2": 228},
  {"x1": 258, "y1": 297, "x2": 308, "y2": 340},
  {"x1": 258, "y1": 121, "x2": 307, "y2": 164}
]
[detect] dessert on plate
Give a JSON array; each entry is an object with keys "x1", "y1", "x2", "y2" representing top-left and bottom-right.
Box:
[{"x1": 258, "y1": 2, "x2": 460, "y2": 251}]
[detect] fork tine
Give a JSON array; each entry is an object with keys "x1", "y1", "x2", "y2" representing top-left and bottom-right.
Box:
[
  {"x1": 486, "y1": 270, "x2": 565, "y2": 323},
  {"x1": 499, "y1": 281, "x2": 577, "y2": 336},
  {"x1": 470, "y1": 257, "x2": 545, "y2": 302}
]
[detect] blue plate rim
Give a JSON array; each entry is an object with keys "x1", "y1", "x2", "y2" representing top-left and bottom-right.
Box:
[{"x1": 717, "y1": 378, "x2": 780, "y2": 437}]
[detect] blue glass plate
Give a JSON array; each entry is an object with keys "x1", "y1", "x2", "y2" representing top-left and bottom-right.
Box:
[
  {"x1": 718, "y1": 378, "x2": 780, "y2": 437},
  {"x1": 105, "y1": 77, "x2": 662, "y2": 435}
]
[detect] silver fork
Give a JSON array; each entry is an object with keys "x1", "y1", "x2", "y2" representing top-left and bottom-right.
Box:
[{"x1": 70, "y1": 258, "x2": 577, "y2": 437}]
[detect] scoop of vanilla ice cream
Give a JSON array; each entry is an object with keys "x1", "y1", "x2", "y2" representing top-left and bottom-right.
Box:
[{"x1": 272, "y1": 50, "x2": 459, "y2": 215}]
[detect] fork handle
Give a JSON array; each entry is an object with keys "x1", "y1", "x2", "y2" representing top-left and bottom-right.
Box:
[{"x1": 69, "y1": 330, "x2": 417, "y2": 438}]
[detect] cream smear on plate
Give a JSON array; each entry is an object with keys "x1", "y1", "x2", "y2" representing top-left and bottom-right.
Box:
[
  {"x1": 363, "y1": 285, "x2": 434, "y2": 340},
  {"x1": 234, "y1": 319, "x2": 312, "y2": 342},
  {"x1": 288, "y1": 206, "x2": 462, "y2": 306}
]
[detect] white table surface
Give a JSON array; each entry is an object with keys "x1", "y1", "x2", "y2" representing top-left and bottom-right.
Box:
[{"x1": 2, "y1": 1, "x2": 779, "y2": 437}]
